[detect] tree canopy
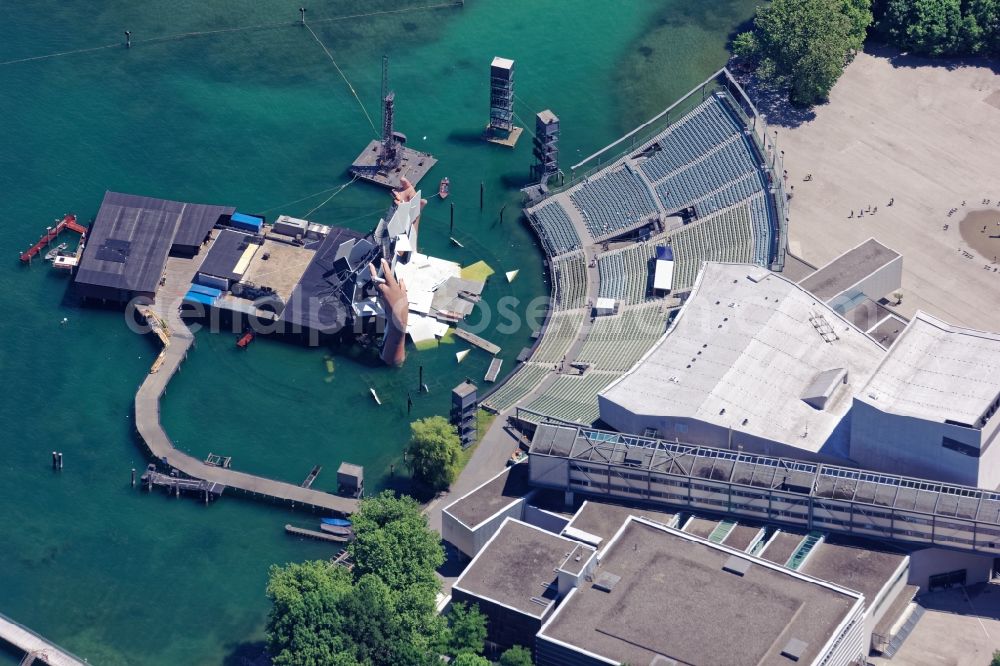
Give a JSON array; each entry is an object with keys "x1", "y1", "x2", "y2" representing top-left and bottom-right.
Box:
[
  {"x1": 734, "y1": 0, "x2": 872, "y2": 106},
  {"x1": 266, "y1": 492, "x2": 457, "y2": 666},
  {"x1": 406, "y1": 415, "x2": 462, "y2": 492},
  {"x1": 877, "y1": 0, "x2": 1000, "y2": 56},
  {"x1": 499, "y1": 645, "x2": 534, "y2": 666},
  {"x1": 447, "y1": 602, "x2": 488, "y2": 657}
]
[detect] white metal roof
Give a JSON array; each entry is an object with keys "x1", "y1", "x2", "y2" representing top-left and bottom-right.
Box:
[
  {"x1": 860, "y1": 311, "x2": 1000, "y2": 426},
  {"x1": 600, "y1": 263, "x2": 886, "y2": 452},
  {"x1": 653, "y1": 258, "x2": 674, "y2": 291}
]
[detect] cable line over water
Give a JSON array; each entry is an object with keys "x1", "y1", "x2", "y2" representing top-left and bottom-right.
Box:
[
  {"x1": 0, "y1": 1, "x2": 463, "y2": 68},
  {"x1": 303, "y1": 22, "x2": 379, "y2": 138}
]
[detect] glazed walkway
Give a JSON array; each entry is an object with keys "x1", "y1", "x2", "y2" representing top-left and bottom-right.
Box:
[
  {"x1": 0, "y1": 612, "x2": 86, "y2": 666},
  {"x1": 134, "y1": 252, "x2": 358, "y2": 515}
]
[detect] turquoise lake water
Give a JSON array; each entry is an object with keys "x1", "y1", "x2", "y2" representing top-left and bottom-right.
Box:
[{"x1": 0, "y1": 1, "x2": 757, "y2": 663}]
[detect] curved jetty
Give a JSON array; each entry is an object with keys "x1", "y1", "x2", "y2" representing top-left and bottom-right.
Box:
[{"x1": 133, "y1": 256, "x2": 358, "y2": 515}]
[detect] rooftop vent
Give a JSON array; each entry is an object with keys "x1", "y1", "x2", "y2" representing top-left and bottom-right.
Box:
[
  {"x1": 781, "y1": 638, "x2": 808, "y2": 662},
  {"x1": 592, "y1": 572, "x2": 621, "y2": 593},
  {"x1": 801, "y1": 368, "x2": 847, "y2": 410},
  {"x1": 722, "y1": 555, "x2": 751, "y2": 577}
]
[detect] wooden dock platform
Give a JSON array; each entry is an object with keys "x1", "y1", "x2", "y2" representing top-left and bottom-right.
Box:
[
  {"x1": 485, "y1": 358, "x2": 503, "y2": 382},
  {"x1": 285, "y1": 524, "x2": 351, "y2": 543},
  {"x1": 0, "y1": 611, "x2": 86, "y2": 666},
  {"x1": 453, "y1": 328, "x2": 501, "y2": 355},
  {"x1": 133, "y1": 253, "x2": 359, "y2": 515},
  {"x1": 484, "y1": 125, "x2": 524, "y2": 148}
]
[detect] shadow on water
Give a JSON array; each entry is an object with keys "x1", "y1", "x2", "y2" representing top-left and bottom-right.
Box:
[
  {"x1": 725, "y1": 16, "x2": 755, "y2": 46},
  {"x1": 222, "y1": 640, "x2": 270, "y2": 666},
  {"x1": 444, "y1": 129, "x2": 487, "y2": 146}
]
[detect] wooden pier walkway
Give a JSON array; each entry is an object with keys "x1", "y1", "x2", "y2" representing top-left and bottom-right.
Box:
[
  {"x1": 134, "y1": 253, "x2": 359, "y2": 515},
  {"x1": 0, "y1": 612, "x2": 86, "y2": 666},
  {"x1": 285, "y1": 524, "x2": 351, "y2": 543}
]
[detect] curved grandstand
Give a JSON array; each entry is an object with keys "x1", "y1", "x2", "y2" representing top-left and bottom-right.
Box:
[{"x1": 482, "y1": 69, "x2": 787, "y2": 427}]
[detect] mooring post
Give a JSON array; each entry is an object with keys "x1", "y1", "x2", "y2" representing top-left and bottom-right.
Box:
[
  {"x1": 124, "y1": 30, "x2": 131, "y2": 49},
  {"x1": 480, "y1": 182, "x2": 484, "y2": 210},
  {"x1": 499, "y1": 204, "x2": 506, "y2": 225},
  {"x1": 418, "y1": 365, "x2": 424, "y2": 392},
  {"x1": 131, "y1": 468, "x2": 136, "y2": 487},
  {"x1": 450, "y1": 202, "x2": 454, "y2": 234},
  {"x1": 52, "y1": 451, "x2": 57, "y2": 470},
  {"x1": 299, "y1": 7, "x2": 306, "y2": 25},
  {"x1": 57, "y1": 452, "x2": 63, "y2": 470},
  {"x1": 407, "y1": 391, "x2": 413, "y2": 414}
]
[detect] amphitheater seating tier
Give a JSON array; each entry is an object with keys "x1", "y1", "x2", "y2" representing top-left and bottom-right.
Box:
[
  {"x1": 531, "y1": 311, "x2": 586, "y2": 364},
  {"x1": 553, "y1": 251, "x2": 588, "y2": 310},
  {"x1": 520, "y1": 371, "x2": 620, "y2": 425},
  {"x1": 575, "y1": 304, "x2": 673, "y2": 372},
  {"x1": 569, "y1": 167, "x2": 660, "y2": 240},
  {"x1": 596, "y1": 241, "x2": 663, "y2": 305},
  {"x1": 530, "y1": 202, "x2": 582, "y2": 256},
  {"x1": 482, "y1": 363, "x2": 550, "y2": 413},
  {"x1": 669, "y1": 198, "x2": 763, "y2": 290}
]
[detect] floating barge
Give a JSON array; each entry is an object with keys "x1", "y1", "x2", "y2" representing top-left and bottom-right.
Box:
[{"x1": 350, "y1": 140, "x2": 437, "y2": 190}]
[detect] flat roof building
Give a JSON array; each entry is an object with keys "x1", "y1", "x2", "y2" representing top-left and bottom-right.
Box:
[
  {"x1": 536, "y1": 517, "x2": 866, "y2": 666},
  {"x1": 598, "y1": 262, "x2": 886, "y2": 460},
  {"x1": 799, "y1": 238, "x2": 901, "y2": 305},
  {"x1": 452, "y1": 518, "x2": 596, "y2": 653},
  {"x1": 852, "y1": 311, "x2": 1000, "y2": 488},
  {"x1": 74, "y1": 191, "x2": 233, "y2": 302},
  {"x1": 443, "y1": 463, "x2": 533, "y2": 558},
  {"x1": 196, "y1": 229, "x2": 260, "y2": 287}
]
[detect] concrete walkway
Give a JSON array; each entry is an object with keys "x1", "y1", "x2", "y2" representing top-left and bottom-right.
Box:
[{"x1": 0, "y1": 612, "x2": 86, "y2": 666}]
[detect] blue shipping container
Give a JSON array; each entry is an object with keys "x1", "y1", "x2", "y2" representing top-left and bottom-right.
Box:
[
  {"x1": 188, "y1": 283, "x2": 223, "y2": 298},
  {"x1": 183, "y1": 290, "x2": 216, "y2": 306},
  {"x1": 230, "y1": 212, "x2": 263, "y2": 233}
]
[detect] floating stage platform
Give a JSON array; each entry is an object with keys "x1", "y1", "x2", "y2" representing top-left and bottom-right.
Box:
[
  {"x1": 350, "y1": 141, "x2": 437, "y2": 190},
  {"x1": 483, "y1": 125, "x2": 523, "y2": 148}
]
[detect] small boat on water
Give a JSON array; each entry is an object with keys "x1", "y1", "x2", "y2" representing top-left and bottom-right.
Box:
[
  {"x1": 321, "y1": 517, "x2": 352, "y2": 527},
  {"x1": 320, "y1": 523, "x2": 355, "y2": 538},
  {"x1": 44, "y1": 243, "x2": 68, "y2": 261},
  {"x1": 236, "y1": 331, "x2": 254, "y2": 348},
  {"x1": 438, "y1": 177, "x2": 450, "y2": 199}
]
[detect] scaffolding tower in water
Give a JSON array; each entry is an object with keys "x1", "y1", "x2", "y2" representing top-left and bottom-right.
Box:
[
  {"x1": 484, "y1": 56, "x2": 523, "y2": 147},
  {"x1": 532, "y1": 109, "x2": 561, "y2": 185},
  {"x1": 379, "y1": 55, "x2": 401, "y2": 172},
  {"x1": 350, "y1": 55, "x2": 437, "y2": 189}
]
